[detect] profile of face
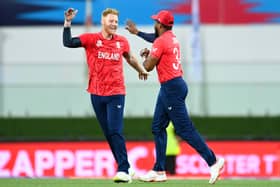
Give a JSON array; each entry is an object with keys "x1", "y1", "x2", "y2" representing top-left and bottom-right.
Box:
[
  {"x1": 102, "y1": 14, "x2": 118, "y2": 35},
  {"x1": 154, "y1": 21, "x2": 159, "y2": 38}
]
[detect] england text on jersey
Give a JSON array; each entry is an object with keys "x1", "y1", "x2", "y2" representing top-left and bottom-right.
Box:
[{"x1": 98, "y1": 51, "x2": 121, "y2": 61}]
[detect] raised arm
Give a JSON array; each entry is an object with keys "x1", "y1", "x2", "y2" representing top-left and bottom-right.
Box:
[
  {"x1": 137, "y1": 32, "x2": 156, "y2": 43},
  {"x1": 125, "y1": 19, "x2": 156, "y2": 43},
  {"x1": 63, "y1": 8, "x2": 82, "y2": 48}
]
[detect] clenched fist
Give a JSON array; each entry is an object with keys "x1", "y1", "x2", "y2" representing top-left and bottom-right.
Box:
[{"x1": 64, "y1": 8, "x2": 78, "y2": 22}]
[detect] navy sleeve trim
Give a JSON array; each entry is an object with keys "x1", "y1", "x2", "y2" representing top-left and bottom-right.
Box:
[{"x1": 137, "y1": 32, "x2": 156, "y2": 43}]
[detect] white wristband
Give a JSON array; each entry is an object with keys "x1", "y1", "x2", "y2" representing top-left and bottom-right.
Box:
[{"x1": 64, "y1": 20, "x2": 71, "y2": 27}]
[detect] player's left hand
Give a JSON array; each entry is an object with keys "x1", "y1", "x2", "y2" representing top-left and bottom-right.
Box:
[{"x1": 138, "y1": 70, "x2": 149, "y2": 80}]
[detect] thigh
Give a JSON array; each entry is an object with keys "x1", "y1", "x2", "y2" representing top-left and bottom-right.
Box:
[
  {"x1": 165, "y1": 88, "x2": 193, "y2": 132},
  {"x1": 107, "y1": 95, "x2": 125, "y2": 133},
  {"x1": 90, "y1": 95, "x2": 108, "y2": 130},
  {"x1": 168, "y1": 97, "x2": 195, "y2": 135}
]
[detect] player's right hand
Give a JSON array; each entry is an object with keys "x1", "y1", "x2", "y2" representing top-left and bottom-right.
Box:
[
  {"x1": 64, "y1": 8, "x2": 78, "y2": 22},
  {"x1": 140, "y1": 48, "x2": 150, "y2": 59},
  {"x1": 125, "y1": 19, "x2": 139, "y2": 35}
]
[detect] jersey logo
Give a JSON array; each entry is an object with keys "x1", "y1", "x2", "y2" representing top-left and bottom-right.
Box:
[
  {"x1": 152, "y1": 47, "x2": 158, "y2": 52},
  {"x1": 173, "y1": 37, "x2": 179, "y2": 44},
  {"x1": 96, "y1": 40, "x2": 102, "y2": 47},
  {"x1": 116, "y1": 42, "x2": 120, "y2": 49},
  {"x1": 168, "y1": 106, "x2": 172, "y2": 111},
  {"x1": 117, "y1": 105, "x2": 122, "y2": 109}
]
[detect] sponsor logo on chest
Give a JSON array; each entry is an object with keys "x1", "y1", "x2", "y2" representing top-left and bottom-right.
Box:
[
  {"x1": 96, "y1": 40, "x2": 121, "y2": 61},
  {"x1": 97, "y1": 51, "x2": 120, "y2": 61}
]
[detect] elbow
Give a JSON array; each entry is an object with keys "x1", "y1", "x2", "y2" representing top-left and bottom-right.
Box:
[
  {"x1": 63, "y1": 39, "x2": 70, "y2": 47},
  {"x1": 63, "y1": 40, "x2": 73, "y2": 48}
]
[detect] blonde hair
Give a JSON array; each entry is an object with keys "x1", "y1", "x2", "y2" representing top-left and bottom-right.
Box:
[{"x1": 102, "y1": 8, "x2": 119, "y2": 17}]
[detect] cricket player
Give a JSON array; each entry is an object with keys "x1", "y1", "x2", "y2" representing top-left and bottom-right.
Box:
[
  {"x1": 63, "y1": 8, "x2": 148, "y2": 183},
  {"x1": 137, "y1": 10, "x2": 224, "y2": 184},
  {"x1": 126, "y1": 20, "x2": 181, "y2": 176}
]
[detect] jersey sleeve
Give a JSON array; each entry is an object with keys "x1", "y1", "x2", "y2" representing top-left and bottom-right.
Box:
[
  {"x1": 137, "y1": 32, "x2": 155, "y2": 43},
  {"x1": 151, "y1": 38, "x2": 164, "y2": 58}
]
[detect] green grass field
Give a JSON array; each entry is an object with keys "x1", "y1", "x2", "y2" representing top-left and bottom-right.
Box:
[{"x1": 0, "y1": 178, "x2": 280, "y2": 187}]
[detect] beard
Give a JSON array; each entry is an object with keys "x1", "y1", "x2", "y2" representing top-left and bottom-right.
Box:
[{"x1": 154, "y1": 27, "x2": 159, "y2": 38}]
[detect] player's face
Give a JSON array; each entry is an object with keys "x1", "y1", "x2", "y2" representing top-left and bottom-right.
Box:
[{"x1": 102, "y1": 14, "x2": 118, "y2": 35}]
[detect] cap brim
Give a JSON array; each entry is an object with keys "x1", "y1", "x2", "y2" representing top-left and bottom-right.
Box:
[{"x1": 151, "y1": 15, "x2": 158, "y2": 20}]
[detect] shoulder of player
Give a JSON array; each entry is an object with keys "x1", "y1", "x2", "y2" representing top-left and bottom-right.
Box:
[
  {"x1": 153, "y1": 36, "x2": 164, "y2": 46},
  {"x1": 156, "y1": 32, "x2": 176, "y2": 44},
  {"x1": 80, "y1": 32, "x2": 99, "y2": 39},
  {"x1": 113, "y1": 34, "x2": 128, "y2": 41}
]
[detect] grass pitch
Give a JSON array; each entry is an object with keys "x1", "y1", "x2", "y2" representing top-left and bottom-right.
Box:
[{"x1": 0, "y1": 178, "x2": 280, "y2": 187}]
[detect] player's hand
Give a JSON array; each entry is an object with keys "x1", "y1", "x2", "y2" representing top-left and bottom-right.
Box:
[
  {"x1": 64, "y1": 8, "x2": 78, "y2": 22},
  {"x1": 138, "y1": 70, "x2": 149, "y2": 80},
  {"x1": 125, "y1": 19, "x2": 139, "y2": 35},
  {"x1": 140, "y1": 48, "x2": 150, "y2": 59}
]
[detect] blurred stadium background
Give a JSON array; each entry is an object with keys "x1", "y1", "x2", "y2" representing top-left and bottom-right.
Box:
[{"x1": 0, "y1": 0, "x2": 280, "y2": 180}]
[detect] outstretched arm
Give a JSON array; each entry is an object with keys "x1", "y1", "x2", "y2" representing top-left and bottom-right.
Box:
[
  {"x1": 63, "y1": 8, "x2": 82, "y2": 48},
  {"x1": 137, "y1": 32, "x2": 156, "y2": 43},
  {"x1": 125, "y1": 19, "x2": 155, "y2": 43},
  {"x1": 123, "y1": 51, "x2": 149, "y2": 80}
]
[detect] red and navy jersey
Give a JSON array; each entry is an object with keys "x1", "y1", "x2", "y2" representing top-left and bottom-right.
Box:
[
  {"x1": 79, "y1": 32, "x2": 129, "y2": 96},
  {"x1": 151, "y1": 31, "x2": 183, "y2": 83}
]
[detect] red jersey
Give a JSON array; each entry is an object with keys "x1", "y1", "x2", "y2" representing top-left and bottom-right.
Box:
[
  {"x1": 79, "y1": 32, "x2": 129, "y2": 96},
  {"x1": 151, "y1": 30, "x2": 183, "y2": 83}
]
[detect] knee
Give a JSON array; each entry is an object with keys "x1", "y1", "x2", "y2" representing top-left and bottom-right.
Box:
[
  {"x1": 152, "y1": 125, "x2": 162, "y2": 135},
  {"x1": 175, "y1": 123, "x2": 195, "y2": 137}
]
